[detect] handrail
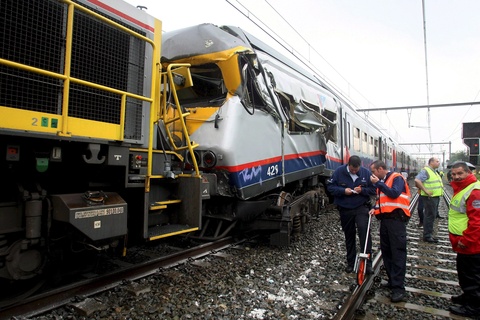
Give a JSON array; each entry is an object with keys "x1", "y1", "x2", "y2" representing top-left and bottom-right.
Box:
[{"x1": 163, "y1": 64, "x2": 200, "y2": 177}]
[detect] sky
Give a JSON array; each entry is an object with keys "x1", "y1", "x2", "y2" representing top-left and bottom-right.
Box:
[{"x1": 124, "y1": 0, "x2": 480, "y2": 165}]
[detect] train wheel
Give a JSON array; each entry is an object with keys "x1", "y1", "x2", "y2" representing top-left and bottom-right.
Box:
[{"x1": 357, "y1": 259, "x2": 366, "y2": 285}]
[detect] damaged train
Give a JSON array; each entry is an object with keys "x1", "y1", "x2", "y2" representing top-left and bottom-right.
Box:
[
  {"x1": 161, "y1": 23, "x2": 418, "y2": 244},
  {"x1": 0, "y1": 0, "x2": 417, "y2": 287}
]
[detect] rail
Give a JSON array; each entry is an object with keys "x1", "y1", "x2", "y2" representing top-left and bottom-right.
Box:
[{"x1": 0, "y1": 237, "x2": 239, "y2": 319}]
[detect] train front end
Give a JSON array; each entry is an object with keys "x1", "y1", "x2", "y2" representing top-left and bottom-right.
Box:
[{"x1": 161, "y1": 24, "x2": 336, "y2": 245}]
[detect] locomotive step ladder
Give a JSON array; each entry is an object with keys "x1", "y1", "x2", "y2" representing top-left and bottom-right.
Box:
[
  {"x1": 150, "y1": 199, "x2": 182, "y2": 211},
  {"x1": 145, "y1": 64, "x2": 202, "y2": 241}
]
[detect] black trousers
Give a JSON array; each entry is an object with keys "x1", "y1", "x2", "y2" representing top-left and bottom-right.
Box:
[
  {"x1": 457, "y1": 252, "x2": 480, "y2": 305},
  {"x1": 421, "y1": 196, "x2": 439, "y2": 239},
  {"x1": 380, "y1": 216, "x2": 407, "y2": 294},
  {"x1": 417, "y1": 196, "x2": 424, "y2": 223},
  {"x1": 339, "y1": 205, "x2": 372, "y2": 268}
]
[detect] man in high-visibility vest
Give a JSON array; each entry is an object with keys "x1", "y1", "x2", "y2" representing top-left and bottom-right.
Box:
[
  {"x1": 369, "y1": 160, "x2": 411, "y2": 303},
  {"x1": 414, "y1": 157, "x2": 443, "y2": 243},
  {"x1": 447, "y1": 161, "x2": 480, "y2": 317}
]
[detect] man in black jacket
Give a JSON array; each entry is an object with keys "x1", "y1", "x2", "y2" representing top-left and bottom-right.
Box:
[{"x1": 327, "y1": 156, "x2": 376, "y2": 273}]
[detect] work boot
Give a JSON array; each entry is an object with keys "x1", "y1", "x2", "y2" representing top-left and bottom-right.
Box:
[
  {"x1": 344, "y1": 266, "x2": 354, "y2": 273},
  {"x1": 380, "y1": 280, "x2": 392, "y2": 289},
  {"x1": 451, "y1": 294, "x2": 467, "y2": 305},
  {"x1": 449, "y1": 304, "x2": 480, "y2": 318},
  {"x1": 391, "y1": 291, "x2": 407, "y2": 303}
]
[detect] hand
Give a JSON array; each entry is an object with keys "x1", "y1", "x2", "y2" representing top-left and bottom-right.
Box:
[
  {"x1": 370, "y1": 174, "x2": 379, "y2": 184},
  {"x1": 369, "y1": 209, "x2": 375, "y2": 216},
  {"x1": 345, "y1": 188, "x2": 355, "y2": 195},
  {"x1": 354, "y1": 186, "x2": 362, "y2": 193}
]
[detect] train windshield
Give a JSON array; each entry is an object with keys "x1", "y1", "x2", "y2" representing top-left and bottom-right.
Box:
[{"x1": 175, "y1": 64, "x2": 227, "y2": 108}]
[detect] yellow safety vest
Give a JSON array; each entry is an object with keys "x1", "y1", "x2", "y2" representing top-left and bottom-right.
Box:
[
  {"x1": 448, "y1": 181, "x2": 480, "y2": 236},
  {"x1": 420, "y1": 166, "x2": 443, "y2": 197}
]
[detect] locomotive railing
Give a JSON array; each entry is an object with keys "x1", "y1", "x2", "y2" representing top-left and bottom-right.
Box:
[{"x1": 144, "y1": 65, "x2": 201, "y2": 192}]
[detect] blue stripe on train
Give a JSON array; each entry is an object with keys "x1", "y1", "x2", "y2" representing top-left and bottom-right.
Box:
[{"x1": 229, "y1": 154, "x2": 326, "y2": 189}]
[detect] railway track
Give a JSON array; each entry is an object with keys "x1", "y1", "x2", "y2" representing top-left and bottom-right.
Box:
[
  {"x1": 0, "y1": 237, "x2": 240, "y2": 319},
  {"x1": 1, "y1": 184, "x2": 472, "y2": 320},
  {"x1": 338, "y1": 184, "x2": 473, "y2": 319}
]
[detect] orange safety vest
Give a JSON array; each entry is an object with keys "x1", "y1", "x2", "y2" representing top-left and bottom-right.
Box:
[{"x1": 374, "y1": 172, "x2": 411, "y2": 217}]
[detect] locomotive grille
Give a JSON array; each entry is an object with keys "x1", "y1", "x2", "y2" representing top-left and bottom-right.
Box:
[
  {"x1": 0, "y1": 0, "x2": 146, "y2": 141},
  {"x1": 0, "y1": 0, "x2": 64, "y2": 113}
]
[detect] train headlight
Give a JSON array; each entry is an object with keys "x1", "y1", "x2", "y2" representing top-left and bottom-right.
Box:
[
  {"x1": 186, "y1": 151, "x2": 201, "y2": 166},
  {"x1": 203, "y1": 150, "x2": 217, "y2": 168}
]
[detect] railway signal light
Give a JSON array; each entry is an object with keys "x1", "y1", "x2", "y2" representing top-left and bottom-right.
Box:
[{"x1": 464, "y1": 138, "x2": 480, "y2": 155}]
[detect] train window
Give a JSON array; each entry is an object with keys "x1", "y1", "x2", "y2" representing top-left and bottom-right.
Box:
[
  {"x1": 276, "y1": 91, "x2": 297, "y2": 131},
  {"x1": 374, "y1": 139, "x2": 379, "y2": 157},
  {"x1": 362, "y1": 133, "x2": 368, "y2": 154},
  {"x1": 281, "y1": 99, "x2": 336, "y2": 135},
  {"x1": 241, "y1": 57, "x2": 269, "y2": 112},
  {"x1": 353, "y1": 127, "x2": 361, "y2": 152},
  {"x1": 175, "y1": 64, "x2": 227, "y2": 108},
  {"x1": 322, "y1": 107, "x2": 338, "y2": 143}
]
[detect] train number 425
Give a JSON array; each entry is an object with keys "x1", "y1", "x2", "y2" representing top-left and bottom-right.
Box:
[{"x1": 266, "y1": 165, "x2": 279, "y2": 176}]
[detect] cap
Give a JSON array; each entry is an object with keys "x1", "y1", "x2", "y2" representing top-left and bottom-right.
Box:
[{"x1": 446, "y1": 161, "x2": 476, "y2": 170}]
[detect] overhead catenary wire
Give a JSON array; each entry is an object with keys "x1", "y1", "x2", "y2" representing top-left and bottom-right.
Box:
[
  {"x1": 225, "y1": 0, "x2": 376, "y2": 113},
  {"x1": 221, "y1": 0, "x2": 475, "y2": 155}
]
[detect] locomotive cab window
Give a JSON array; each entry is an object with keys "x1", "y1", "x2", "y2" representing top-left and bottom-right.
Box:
[
  {"x1": 175, "y1": 64, "x2": 227, "y2": 108},
  {"x1": 239, "y1": 53, "x2": 268, "y2": 112}
]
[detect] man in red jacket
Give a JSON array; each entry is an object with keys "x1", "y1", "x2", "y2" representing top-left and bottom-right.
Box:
[{"x1": 447, "y1": 161, "x2": 480, "y2": 317}]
